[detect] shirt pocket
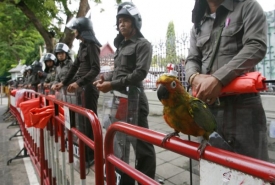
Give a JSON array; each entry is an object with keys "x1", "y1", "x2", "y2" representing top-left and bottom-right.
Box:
[
  {"x1": 78, "y1": 48, "x2": 88, "y2": 62},
  {"x1": 220, "y1": 22, "x2": 243, "y2": 54},
  {"x1": 120, "y1": 46, "x2": 136, "y2": 69},
  {"x1": 196, "y1": 34, "x2": 211, "y2": 59}
]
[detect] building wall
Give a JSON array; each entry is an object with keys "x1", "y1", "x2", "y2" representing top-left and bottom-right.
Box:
[{"x1": 100, "y1": 46, "x2": 114, "y2": 57}]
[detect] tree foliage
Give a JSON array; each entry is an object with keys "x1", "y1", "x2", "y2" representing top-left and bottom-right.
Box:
[
  {"x1": 0, "y1": 0, "x2": 122, "y2": 76},
  {"x1": 0, "y1": 3, "x2": 43, "y2": 76},
  {"x1": 165, "y1": 21, "x2": 177, "y2": 66}
]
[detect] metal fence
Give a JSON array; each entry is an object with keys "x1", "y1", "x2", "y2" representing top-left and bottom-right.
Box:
[{"x1": 257, "y1": 10, "x2": 275, "y2": 81}]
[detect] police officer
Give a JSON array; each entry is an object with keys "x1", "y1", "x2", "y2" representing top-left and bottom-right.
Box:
[
  {"x1": 51, "y1": 43, "x2": 73, "y2": 91},
  {"x1": 24, "y1": 61, "x2": 43, "y2": 91},
  {"x1": 186, "y1": 0, "x2": 269, "y2": 161},
  {"x1": 42, "y1": 53, "x2": 57, "y2": 91},
  {"x1": 94, "y1": 2, "x2": 156, "y2": 184},
  {"x1": 54, "y1": 17, "x2": 101, "y2": 167},
  {"x1": 23, "y1": 66, "x2": 32, "y2": 88}
]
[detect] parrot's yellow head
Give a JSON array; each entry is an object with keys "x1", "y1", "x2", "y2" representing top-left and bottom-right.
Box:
[{"x1": 156, "y1": 73, "x2": 188, "y2": 106}]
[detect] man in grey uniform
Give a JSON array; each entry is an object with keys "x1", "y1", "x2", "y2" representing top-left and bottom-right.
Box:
[
  {"x1": 94, "y1": 2, "x2": 156, "y2": 184},
  {"x1": 51, "y1": 43, "x2": 73, "y2": 91},
  {"x1": 186, "y1": 0, "x2": 269, "y2": 161}
]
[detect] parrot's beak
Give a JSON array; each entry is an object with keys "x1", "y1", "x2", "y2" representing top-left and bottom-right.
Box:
[{"x1": 157, "y1": 84, "x2": 169, "y2": 101}]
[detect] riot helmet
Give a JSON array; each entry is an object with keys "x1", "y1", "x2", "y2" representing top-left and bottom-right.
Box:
[
  {"x1": 54, "y1": 43, "x2": 69, "y2": 54},
  {"x1": 116, "y1": 2, "x2": 142, "y2": 35},
  {"x1": 66, "y1": 17, "x2": 93, "y2": 33},
  {"x1": 31, "y1": 61, "x2": 43, "y2": 73},
  {"x1": 26, "y1": 65, "x2": 32, "y2": 71},
  {"x1": 66, "y1": 17, "x2": 102, "y2": 46},
  {"x1": 43, "y1": 53, "x2": 57, "y2": 64}
]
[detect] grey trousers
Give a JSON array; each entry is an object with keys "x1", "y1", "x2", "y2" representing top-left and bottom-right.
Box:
[{"x1": 209, "y1": 93, "x2": 269, "y2": 161}]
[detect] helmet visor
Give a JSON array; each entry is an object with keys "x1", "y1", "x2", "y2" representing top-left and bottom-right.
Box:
[
  {"x1": 120, "y1": 4, "x2": 140, "y2": 16},
  {"x1": 55, "y1": 43, "x2": 69, "y2": 53},
  {"x1": 66, "y1": 17, "x2": 78, "y2": 31}
]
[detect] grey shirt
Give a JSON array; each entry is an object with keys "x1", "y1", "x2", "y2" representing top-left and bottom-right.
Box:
[
  {"x1": 44, "y1": 66, "x2": 57, "y2": 84},
  {"x1": 53, "y1": 59, "x2": 73, "y2": 84},
  {"x1": 105, "y1": 35, "x2": 152, "y2": 93},
  {"x1": 185, "y1": 0, "x2": 267, "y2": 86}
]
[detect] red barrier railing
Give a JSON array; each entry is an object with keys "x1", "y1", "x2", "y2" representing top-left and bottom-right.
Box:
[
  {"x1": 9, "y1": 90, "x2": 104, "y2": 185},
  {"x1": 104, "y1": 122, "x2": 275, "y2": 185},
  {"x1": 45, "y1": 95, "x2": 104, "y2": 183}
]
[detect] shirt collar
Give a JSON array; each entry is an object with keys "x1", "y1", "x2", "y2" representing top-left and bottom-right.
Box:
[
  {"x1": 59, "y1": 58, "x2": 68, "y2": 66},
  {"x1": 203, "y1": 0, "x2": 233, "y2": 19},
  {"x1": 128, "y1": 34, "x2": 138, "y2": 43},
  {"x1": 221, "y1": 0, "x2": 234, "y2": 12},
  {"x1": 119, "y1": 34, "x2": 138, "y2": 48}
]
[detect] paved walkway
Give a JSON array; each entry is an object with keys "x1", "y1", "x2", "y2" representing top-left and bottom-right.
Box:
[{"x1": 0, "y1": 96, "x2": 38, "y2": 185}]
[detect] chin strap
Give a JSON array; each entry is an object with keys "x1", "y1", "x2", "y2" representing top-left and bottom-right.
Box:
[{"x1": 192, "y1": 0, "x2": 208, "y2": 34}]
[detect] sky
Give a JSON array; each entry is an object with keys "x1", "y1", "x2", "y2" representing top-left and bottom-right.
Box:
[{"x1": 70, "y1": 0, "x2": 275, "y2": 52}]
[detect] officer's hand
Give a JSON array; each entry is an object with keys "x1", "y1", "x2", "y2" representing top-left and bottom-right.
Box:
[
  {"x1": 196, "y1": 75, "x2": 222, "y2": 105},
  {"x1": 96, "y1": 81, "x2": 112, "y2": 93},
  {"x1": 55, "y1": 82, "x2": 63, "y2": 91},
  {"x1": 67, "y1": 82, "x2": 79, "y2": 93},
  {"x1": 44, "y1": 83, "x2": 49, "y2": 88},
  {"x1": 93, "y1": 75, "x2": 104, "y2": 86},
  {"x1": 51, "y1": 84, "x2": 56, "y2": 91}
]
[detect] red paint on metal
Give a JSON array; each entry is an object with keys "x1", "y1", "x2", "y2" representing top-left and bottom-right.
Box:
[{"x1": 105, "y1": 122, "x2": 275, "y2": 184}]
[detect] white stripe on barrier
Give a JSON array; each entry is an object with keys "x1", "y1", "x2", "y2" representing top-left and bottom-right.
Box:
[
  {"x1": 81, "y1": 179, "x2": 86, "y2": 185},
  {"x1": 55, "y1": 142, "x2": 61, "y2": 185},
  {"x1": 50, "y1": 134, "x2": 55, "y2": 179},
  {"x1": 200, "y1": 159, "x2": 270, "y2": 185},
  {"x1": 69, "y1": 163, "x2": 74, "y2": 184},
  {"x1": 62, "y1": 152, "x2": 67, "y2": 185},
  {"x1": 18, "y1": 138, "x2": 39, "y2": 185},
  {"x1": 10, "y1": 96, "x2": 15, "y2": 107}
]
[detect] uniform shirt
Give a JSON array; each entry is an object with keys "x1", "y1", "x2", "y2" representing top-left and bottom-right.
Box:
[
  {"x1": 106, "y1": 35, "x2": 152, "y2": 93},
  {"x1": 62, "y1": 42, "x2": 100, "y2": 87},
  {"x1": 53, "y1": 59, "x2": 73, "y2": 84},
  {"x1": 186, "y1": 0, "x2": 267, "y2": 86},
  {"x1": 44, "y1": 66, "x2": 57, "y2": 84}
]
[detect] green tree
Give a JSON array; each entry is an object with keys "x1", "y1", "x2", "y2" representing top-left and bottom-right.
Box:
[
  {"x1": 0, "y1": 0, "x2": 122, "y2": 76},
  {"x1": 0, "y1": 3, "x2": 43, "y2": 76},
  {"x1": 0, "y1": 0, "x2": 122, "y2": 52},
  {"x1": 165, "y1": 21, "x2": 177, "y2": 66}
]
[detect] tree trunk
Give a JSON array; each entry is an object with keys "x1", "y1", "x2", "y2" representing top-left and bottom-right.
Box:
[
  {"x1": 61, "y1": 0, "x2": 90, "y2": 49},
  {"x1": 16, "y1": 1, "x2": 54, "y2": 52}
]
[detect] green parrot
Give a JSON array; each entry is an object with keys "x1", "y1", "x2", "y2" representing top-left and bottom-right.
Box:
[{"x1": 156, "y1": 73, "x2": 232, "y2": 155}]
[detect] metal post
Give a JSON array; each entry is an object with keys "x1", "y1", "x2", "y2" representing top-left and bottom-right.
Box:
[{"x1": 0, "y1": 83, "x2": 2, "y2": 105}]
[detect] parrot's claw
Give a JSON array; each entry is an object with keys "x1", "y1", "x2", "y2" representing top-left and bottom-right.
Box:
[
  {"x1": 161, "y1": 132, "x2": 180, "y2": 146},
  {"x1": 197, "y1": 139, "x2": 209, "y2": 157}
]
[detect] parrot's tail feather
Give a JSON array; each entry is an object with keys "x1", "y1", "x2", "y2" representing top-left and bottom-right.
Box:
[{"x1": 208, "y1": 132, "x2": 234, "y2": 152}]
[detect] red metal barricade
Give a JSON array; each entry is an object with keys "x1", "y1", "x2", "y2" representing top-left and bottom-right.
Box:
[
  {"x1": 9, "y1": 90, "x2": 104, "y2": 185},
  {"x1": 8, "y1": 88, "x2": 275, "y2": 185},
  {"x1": 104, "y1": 122, "x2": 275, "y2": 185}
]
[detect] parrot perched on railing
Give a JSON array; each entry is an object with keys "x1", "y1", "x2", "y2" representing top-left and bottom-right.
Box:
[{"x1": 156, "y1": 72, "x2": 232, "y2": 155}]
